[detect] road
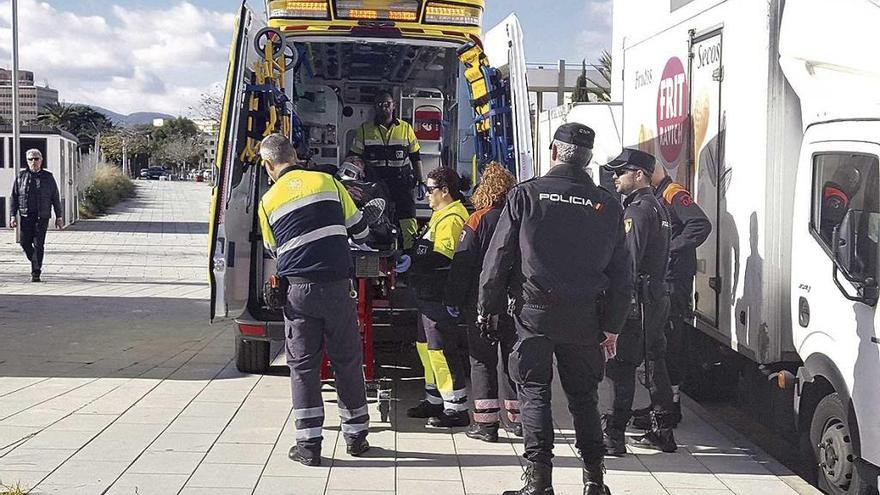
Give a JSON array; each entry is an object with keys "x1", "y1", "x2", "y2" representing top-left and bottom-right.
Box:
[{"x1": 0, "y1": 181, "x2": 819, "y2": 495}]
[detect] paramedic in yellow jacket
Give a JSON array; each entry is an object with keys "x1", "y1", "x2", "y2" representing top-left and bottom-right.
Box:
[
  {"x1": 257, "y1": 134, "x2": 372, "y2": 466},
  {"x1": 351, "y1": 90, "x2": 422, "y2": 249},
  {"x1": 403, "y1": 167, "x2": 471, "y2": 427}
]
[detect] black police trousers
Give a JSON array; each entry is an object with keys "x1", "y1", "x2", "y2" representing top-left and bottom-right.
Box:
[
  {"x1": 509, "y1": 329, "x2": 606, "y2": 466},
  {"x1": 666, "y1": 276, "x2": 693, "y2": 387},
  {"x1": 465, "y1": 305, "x2": 519, "y2": 425},
  {"x1": 601, "y1": 294, "x2": 674, "y2": 427},
  {"x1": 19, "y1": 216, "x2": 49, "y2": 276}
]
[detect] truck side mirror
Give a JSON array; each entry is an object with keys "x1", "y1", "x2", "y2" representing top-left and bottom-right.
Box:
[{"x1": 832, "y1": 209, "x2": 879, "y2": 306}]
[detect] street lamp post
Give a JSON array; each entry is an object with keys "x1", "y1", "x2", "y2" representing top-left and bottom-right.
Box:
[{"x1": 11, "y1": 0, "x2": 21, "y2": 237}]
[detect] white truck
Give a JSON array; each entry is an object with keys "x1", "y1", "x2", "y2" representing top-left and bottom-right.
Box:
[{"x1": 594, "y1": 0, "x2": 880, "y2": 493}]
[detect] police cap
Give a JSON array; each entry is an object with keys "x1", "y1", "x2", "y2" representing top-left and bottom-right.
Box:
[
  {"x1": 551, "y1": 123, "x2": 595, "y2": 150},
  {"x1": 603, "y1": 148, "x2": 656, "y2": 175}
]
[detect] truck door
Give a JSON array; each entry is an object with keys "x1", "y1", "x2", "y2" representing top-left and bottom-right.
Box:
[
  {"x1": 208, "y1": 2, "x2": 266, "y2": 321},
  {"x1": 483, "y1": 14, "x2": 534, "y2": 180},
  {"x1": 690, "y1": 28, "x2": 724, "y2": 327}
]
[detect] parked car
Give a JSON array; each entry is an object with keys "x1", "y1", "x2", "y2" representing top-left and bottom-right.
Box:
[{"x1": 139, "y1": 167, "x2": 168, "y2": 180}]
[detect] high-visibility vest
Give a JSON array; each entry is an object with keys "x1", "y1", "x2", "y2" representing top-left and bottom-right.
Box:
[
  {"x1": 258, "y1": 167, "x2": 368, "y2": 280},
  {"x1": 351, "y1": 119, "x2": 420, "y2": 168}
]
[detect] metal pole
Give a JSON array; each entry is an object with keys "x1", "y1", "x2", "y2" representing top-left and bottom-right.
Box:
[{"x1": 11, "y1": 0, "x2": 21, "y2": 238}]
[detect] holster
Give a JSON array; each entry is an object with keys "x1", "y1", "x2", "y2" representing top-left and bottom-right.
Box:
[{"x1": 263, "y1": 274, "x2": 289, "y2": 310}]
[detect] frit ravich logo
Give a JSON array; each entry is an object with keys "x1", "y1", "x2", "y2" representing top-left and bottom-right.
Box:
[{"x1": 656, "y1": 57, "x2": 688, "y2": 165}]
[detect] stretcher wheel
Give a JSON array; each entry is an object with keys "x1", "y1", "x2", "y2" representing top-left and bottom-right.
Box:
[
  {"x1": 254, "y1": 27, "x2": 298, "y2": 70},
  {"x1": 377, "y1": 378, "x2": 392, "y2": 423}
]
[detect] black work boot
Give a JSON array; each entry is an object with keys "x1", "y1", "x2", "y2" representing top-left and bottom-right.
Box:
[
  {"x1": 583, "y1": 458, "x2": 611, "y2": 495},
  {"x1": 346, "y1": 436, "x2": 370, "y2": 456},
  {"x1": 31, "y1": 271, "x2": 41, "y2": 282},
  {"x1": 406, "y1": 400, "x2": 443, "y2": 418},
  {"x1": 427, "y1": 409, "x2": 470, "y2": 427},
  {"x1": 601, "y1": 415, "x2": 626, "y2": 457},
  {"x1": 466, "y1": 422, "x2": 499, "y2": 442},
  {"x1": 631, "y1": 406, "x2": 652, "y2": 430},
  {"x1": 288, "y1": 445, "x2": 321, "y2": 466},
  {"x1": 505, "y1": 422, "x2": 524, "y2": 437},
  {"x1": 632, "y1": 411, "x2": 677, "y2": 453},
  {"x1": 502, "y1": 461, "x2": 554, "y2": 495}
]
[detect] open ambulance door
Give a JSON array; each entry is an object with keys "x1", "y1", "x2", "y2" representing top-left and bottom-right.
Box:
[
  {"x1": 208, "y1": 3, "x2": 266, "y2": 322},
  {"x1": 483, "y1": 14, "x2": 534, "y2": 181}
]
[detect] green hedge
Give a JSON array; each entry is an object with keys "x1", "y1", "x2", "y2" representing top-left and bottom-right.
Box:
[{"x1": 79, "y1": 165, "x2": 135, "y2": 218}]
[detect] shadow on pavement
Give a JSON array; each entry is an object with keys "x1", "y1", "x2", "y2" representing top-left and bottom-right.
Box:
[
  {"x1": 66, "y1": 221, "x2": 208, "y2": 234},
  {"x1": 0, "y1": 294, "x2": 234, "y2": 380}
]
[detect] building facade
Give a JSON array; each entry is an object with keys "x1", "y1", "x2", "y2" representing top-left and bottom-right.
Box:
[{"x1": 0, "y1": 69, "x2": 60, "y2": 122}]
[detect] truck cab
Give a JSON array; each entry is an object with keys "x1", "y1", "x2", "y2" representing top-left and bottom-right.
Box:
[{"x1": 207, "y1": 1, "x2": 531, "y2": 373}]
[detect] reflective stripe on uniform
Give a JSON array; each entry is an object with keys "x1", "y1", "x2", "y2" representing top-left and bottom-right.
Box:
[
  {"x1": 354, "y1": 120, "x2": 420, "y2": 168},
  {"x1": 473, "y1": 411, "x2": 500, "y2": 423},
  {"x1": 474, "y1": 399, "x2": 500, "y2": 411},
  {"x1": 276, "y1": 225, "x2": 348, "y2": 256},
  {"x1": 294, "y1": 406, "x2": 325, "y2": 420},
  {"x1": 269, "y1": 191, "x2": 340, "y2": 225},
  {"x1": 295, "y1": 426, "x2": 323, "y2": 441},
  {"x1": 341, "y1": 423, "x2": 369, "y2": 435},
  {"x1": 339, "y1": 405, "x2": 369, "y2": 420}
]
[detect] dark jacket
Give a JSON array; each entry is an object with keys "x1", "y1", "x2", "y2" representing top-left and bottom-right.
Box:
[
  {"x1": 11, "y1": 169, "x2": 62, "y2": 219},
  {"x1": 445, "y1": 205, "x2": 503, "y2": 308},
  {"x1": 654, "y1": 176, "x2": 711, "y2": 283},
  {"x1": 478, "y1": 163, "x2": 632, "y2": 343},
  {"x1": 623, "y1": 187, "x2": 671, "y2": 292}
]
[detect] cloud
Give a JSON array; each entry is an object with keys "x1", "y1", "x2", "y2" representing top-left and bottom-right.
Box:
[
  {"x1": 0, "y1": 0, "x2": 236, "y2": 116},
  {"x1": 578, "y1": 0, "x2": 612, "y2": 58}
]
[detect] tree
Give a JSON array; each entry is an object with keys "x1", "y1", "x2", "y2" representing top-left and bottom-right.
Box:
[
  {"x1": 100, "y1": 125, "x2": 154, "y2": 173},
  {"x1": 151, "y1": 117, "x2": 199, "y2": 143},
  {"x1": 155, "y1": 135, "x2": 205, "y2": 173},
  {"x1": 571, "y1": 60, "x2": 593, "y2": 103},
  {"x1": 585, "y1": 51, "x2": 613, "y2": 102},
  {"x1": 37, "y1": 103, "x2": 114, "y2": 149},
  {"x1": 189, "y1": 85, "x2": 223, "y2": 127}
]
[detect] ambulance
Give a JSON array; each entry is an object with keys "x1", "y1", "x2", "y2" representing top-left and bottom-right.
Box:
[{"x1": 207, "y1": 1, "x2": 532, "y2": 376}]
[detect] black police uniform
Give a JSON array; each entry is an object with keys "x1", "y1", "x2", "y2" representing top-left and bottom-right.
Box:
[
  {"x1": 479, "y1": 124, "x2": 632, "y2": 490},
  {"x1": 654, "y1": 177, "x2": 710, "y2": 390},
  {"x1": 601, "y1": 149, "x2": 677, "y2": 454}
]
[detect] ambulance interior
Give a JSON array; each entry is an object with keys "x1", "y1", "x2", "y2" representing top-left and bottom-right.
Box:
[
  {"x1": 254, "y1": 38, "x2": 465, "y2": 310},
  {"x1": 288, "y1": 39, "x2": 463, "y2": 180}
]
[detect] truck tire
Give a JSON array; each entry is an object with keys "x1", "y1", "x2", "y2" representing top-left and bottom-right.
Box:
[
  {"x1": 810, "y1": 393, "x2": 873, "y2": 494},
  {"x1": 235, "y1": 338, "x2": 270, "y2": 374}
]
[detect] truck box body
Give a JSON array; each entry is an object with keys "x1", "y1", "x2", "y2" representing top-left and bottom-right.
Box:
[
  {"x1": 612, "y1": 0, "x2": 803, "y2": 364},
  {"x1": 611, "y1": 0, "x2": 880, "y2": 489}
]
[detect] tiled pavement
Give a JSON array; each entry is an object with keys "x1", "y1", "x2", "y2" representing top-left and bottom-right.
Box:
[{"x1": 0, "y1": 181, "x2": 820, "y2": 494}]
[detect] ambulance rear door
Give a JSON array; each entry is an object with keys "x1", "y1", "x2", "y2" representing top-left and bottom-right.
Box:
[
  {"x1": 483, "y1": 14, "x2": 534, "y2": 180},
  {"x1": 208, "y1": 2, "x2": 266, "y2": 322}
]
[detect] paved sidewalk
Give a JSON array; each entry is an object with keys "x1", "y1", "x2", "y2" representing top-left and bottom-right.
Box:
[{"x1": 0, "y1": 181, "x2": 819, "y2": 495}]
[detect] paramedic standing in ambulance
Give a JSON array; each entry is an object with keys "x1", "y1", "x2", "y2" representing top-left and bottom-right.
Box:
[
  {"x1": 351, "y1": 90, "x2": 423, "y2": 249},
  {"x1": 258, "y1": 134, "x2": 372, "y2": 467}
]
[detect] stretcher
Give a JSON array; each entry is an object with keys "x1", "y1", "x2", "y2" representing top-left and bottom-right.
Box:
[
  {"x1": 457, "y1": 40, "x2": 516, "y2": 174},
  {"x1": 319, "y1": 249, "x2": 397, "y2": 422}
]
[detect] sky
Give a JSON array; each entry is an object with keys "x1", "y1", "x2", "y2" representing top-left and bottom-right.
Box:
[{"x1": 0, "y1": 0, "x2": 611, "y2": 116}]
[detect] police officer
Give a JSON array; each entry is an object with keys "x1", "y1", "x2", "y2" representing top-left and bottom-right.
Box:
[
  {"x1": 480, "y1": 123, "x2": 631, "y2": 495},
  {"x1": 258, "y1": 134, "x2": 373, "y2": 466},
  {"x1": 630, "y1": 161, "x2": 711, "y2": 427},
  {"x1": 351, "y1": 90, "x2": 422, "y2": 249},
  {"x1": 601, "y1": 148, "x2": 678, "y2": 455}
]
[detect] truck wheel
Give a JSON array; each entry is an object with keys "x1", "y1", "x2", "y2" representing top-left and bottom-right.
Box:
[
  {"x1": 810, "y1": 393, "x2": 872, "y2": 494},
  {"x1": 235, "y1": 338, "x2": 270, "y2": 374}
]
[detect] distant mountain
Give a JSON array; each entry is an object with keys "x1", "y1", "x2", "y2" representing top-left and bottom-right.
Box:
[{"x1": 85, "y1": 105, "x2": 174, "y2": 127}]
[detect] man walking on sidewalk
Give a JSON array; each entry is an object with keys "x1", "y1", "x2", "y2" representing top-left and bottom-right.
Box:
[
  {"x1": 258, "y1": 134, "x2": 373, "y2": 466},
  {"x1": 10, "y1": 149, "x2": 63, "y2": 282}
]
